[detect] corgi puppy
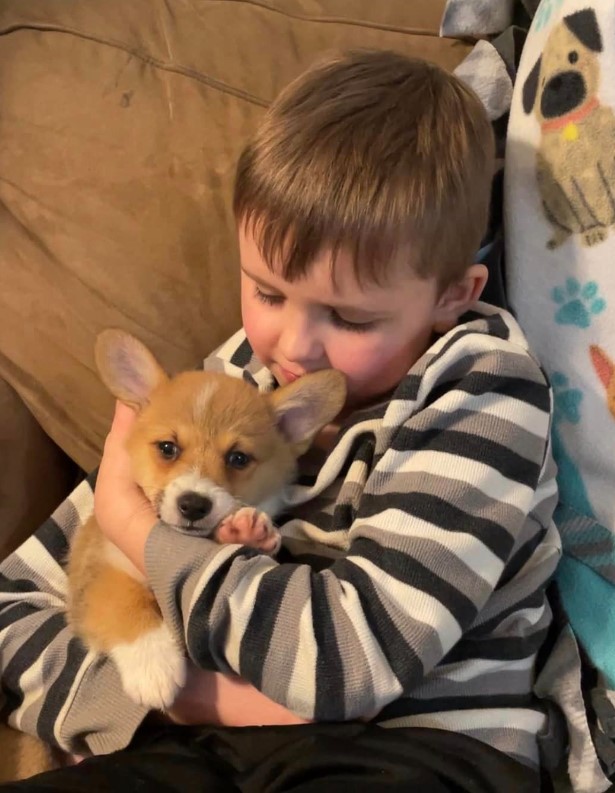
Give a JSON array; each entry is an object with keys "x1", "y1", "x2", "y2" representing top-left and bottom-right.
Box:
[{"x1": 67, "y1": 329, "x2": 346, "y2": 712}]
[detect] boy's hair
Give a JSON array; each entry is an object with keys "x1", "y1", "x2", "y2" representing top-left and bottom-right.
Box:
[{"x1": 233, "y1": 50, "x2": 495, "y2": 288}]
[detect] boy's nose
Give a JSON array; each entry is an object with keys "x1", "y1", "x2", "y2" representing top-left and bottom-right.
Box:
[{"x1": 278, "y1": 314, "x2": 322, "y2": 363}]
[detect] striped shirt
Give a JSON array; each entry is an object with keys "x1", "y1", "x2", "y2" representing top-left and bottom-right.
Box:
[{"x1": 0, "y1": 303, "x2": 561, "y2": 767}]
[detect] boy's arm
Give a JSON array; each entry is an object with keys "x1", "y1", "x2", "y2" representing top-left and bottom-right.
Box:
[
  {"x1": 145, "y1": 338, "x2": 561, "y2": 722},
  {"x1": 166, "y1": 667, "x2": 309, "y2": 726},
  {"x1": 0, "y1": 476, "x2": 148, "y2": 754}
]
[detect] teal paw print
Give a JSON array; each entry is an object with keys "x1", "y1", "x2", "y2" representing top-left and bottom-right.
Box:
[
  {"x1": 551, "y1": 371, "x2": 583, "y2": 425},
  {"x1": 552, "y1": 278, "x2": 606, "y2": 328}
]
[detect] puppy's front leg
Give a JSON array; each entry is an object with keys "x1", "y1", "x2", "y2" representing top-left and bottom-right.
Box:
[
  {"x1": 73, "y1": 562, "x2": 185, "y2": 711},
  {"x1": 215, "y1": 507, "x2": 281, "y2": 555}
]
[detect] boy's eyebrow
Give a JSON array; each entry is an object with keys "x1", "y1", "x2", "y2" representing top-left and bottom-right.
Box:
[
  {"x1": 241, "y1": 266, "x2": 282, "y2": 292},
  {"x1": 241, "y1": 265, "x2": 390, "y2": 317}
]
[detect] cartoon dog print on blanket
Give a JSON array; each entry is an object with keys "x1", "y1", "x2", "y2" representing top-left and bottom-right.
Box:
[{"x1": 522, "y1": 8, "x2": 615, "y2": 250}]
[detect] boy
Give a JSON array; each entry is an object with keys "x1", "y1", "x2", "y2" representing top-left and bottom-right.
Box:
[{"x1": 0, "y1": 51, "x2": 560, "y2": 790}]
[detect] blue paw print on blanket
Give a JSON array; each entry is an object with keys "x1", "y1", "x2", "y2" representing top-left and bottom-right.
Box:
[
  {"x1": 551, "y1": 372, "x2": 583, "y2": 425},
  {"x1": 551, "y1": 371, "x2": 594, "y2": 519},
  {"x1": 552, "y1": 278, "x2": 606, "y2": 328}
]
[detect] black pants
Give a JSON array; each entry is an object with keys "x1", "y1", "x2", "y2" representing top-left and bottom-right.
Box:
[{"x1": 1, "y1": 723, "x2": 542, "y2": 792}]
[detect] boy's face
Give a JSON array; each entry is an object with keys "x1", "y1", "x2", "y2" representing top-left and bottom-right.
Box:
[{"x1": 239, "y1": 226, "x2": 475, "y2": 409}]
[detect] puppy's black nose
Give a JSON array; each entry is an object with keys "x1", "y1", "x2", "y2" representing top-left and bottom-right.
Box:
[
  {"x1": 541, "y1": 70, "x2": 586, "y2": 118},
  {"x1": 177, "y1": 492, "x2": 213, "y2": 523}
]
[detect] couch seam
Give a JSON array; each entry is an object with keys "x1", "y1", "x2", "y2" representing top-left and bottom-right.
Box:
[
  {"x1": 0, "y1": 22, "x2": 270, "y2": 107},
  {"x1": 203, "y1": 0, "x2": 447, "y2": 39}
]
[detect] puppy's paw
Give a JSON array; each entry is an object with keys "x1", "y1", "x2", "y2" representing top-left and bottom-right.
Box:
[
  {"x1": 215, "y1": 507, "x2": 281, "y2": 555},
  {"x1": 111, "y1": 623, "x2": 186, "y2": 711}
]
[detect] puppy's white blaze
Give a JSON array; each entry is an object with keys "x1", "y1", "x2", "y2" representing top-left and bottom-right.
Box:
[
  {"x1": 102, "y1": 538, "x2": 145, "y2": 583},
  {"x1": 193, "y1": 380, "x2": 219, "y2": 422},
  {"x1": 110, "y1": 623, "x2": 186, "y2": 710},
  {"x1": 160, "y1": 471, "x2": 238, "y2": 533}
]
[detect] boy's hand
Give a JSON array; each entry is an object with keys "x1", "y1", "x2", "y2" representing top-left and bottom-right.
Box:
[
  {"x1": 168, "y1": 665, "x2": 310, "y2": 727},
  {"x1": 94, "y1": 401, "x2": 157, "y2": 571}
]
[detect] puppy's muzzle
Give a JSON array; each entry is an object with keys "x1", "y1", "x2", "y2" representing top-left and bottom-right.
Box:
[
  {"x1": 159, "y1": 472, "x2": 238, "y2": 535},
  {"x1": 541, "y1": 70, "x2": 586, "y2": 118}
]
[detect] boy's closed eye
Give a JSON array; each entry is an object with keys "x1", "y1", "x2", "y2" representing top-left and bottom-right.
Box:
[
  {"x1": 253, "y1": 285, "x2": 285, "y2": 306},
  {"x1": 253, "y1": 286, "x2": 379, "y2": 333}
]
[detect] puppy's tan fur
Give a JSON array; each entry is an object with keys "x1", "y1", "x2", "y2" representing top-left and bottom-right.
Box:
[
  {"x1": 1, "y1": 330, "x2": 345, "y2": 780},
  {"x1": 0, "y1": 725, "x2": 62, "y2": 783}
]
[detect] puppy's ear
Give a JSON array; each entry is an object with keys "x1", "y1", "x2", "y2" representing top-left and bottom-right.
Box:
[
  {"x1": 95, "y1": 329, "x2": 168, "y2": 410},
  {"x1": 522, "y1": 56, "x2": 542, "y2": 114},
  {"x1": 268, "y1": 370, "x2": 346, "y2": 445},
  {"x1": 564, "y1": 8, "x2": 602, "y2": 52}
]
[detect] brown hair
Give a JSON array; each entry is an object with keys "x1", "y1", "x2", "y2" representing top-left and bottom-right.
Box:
[{"x1": 233, "y1": 50, "x2": 494, "y2": 288}]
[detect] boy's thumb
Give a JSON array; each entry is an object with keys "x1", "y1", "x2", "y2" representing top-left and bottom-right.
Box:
[{"x1": 111, "y1": 400, "x2": 137, "y2": 439}]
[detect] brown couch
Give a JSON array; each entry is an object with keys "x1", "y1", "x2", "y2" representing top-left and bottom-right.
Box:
[{"x1": 0, "y1": 0, "x2": 473, "y2": 559}]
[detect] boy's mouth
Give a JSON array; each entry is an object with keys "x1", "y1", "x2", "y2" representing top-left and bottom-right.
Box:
[{"x1": 275, "y1": 364, "x2": 304, "y2": 384}]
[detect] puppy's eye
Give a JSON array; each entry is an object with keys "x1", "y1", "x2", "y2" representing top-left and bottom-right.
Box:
[
  {"x1": 156, "y1": 441, "x2": 180, "y2": 461},
  {"x1": 225, "y1": 450, "x2": 252, "y2": 470},
  {"x1": 568, "y1": 50, "x2": 578, "y2": 64}
]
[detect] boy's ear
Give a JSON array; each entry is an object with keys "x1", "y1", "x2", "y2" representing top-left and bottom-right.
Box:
[
  {"x1": 268, "y1": 370, "x2": 346, "y2": 447},
  {"x1": 95, "y1": 329, "x2": 169, "y2": 411},
  {"x1": 432, "y1": 264, "x2": 488, "y2": 334}
]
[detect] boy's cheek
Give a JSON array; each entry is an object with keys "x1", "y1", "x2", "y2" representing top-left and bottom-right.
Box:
[
  {"x1": 243, "y1": 310, "x2": 274, "y2": 365},
  {"x1": 327, "y1": 337, "x2": 384, "y2": 379},
  {"x1": 327, "y1": 346, "x2": 382, "y2": 399},
  {"x1": 335, "y1": 339, "x2": 418, "y2": 403}
]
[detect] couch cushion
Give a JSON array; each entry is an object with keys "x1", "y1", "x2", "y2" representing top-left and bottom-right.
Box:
[
  {"x1": 0, "y1": 378, "x2": 79, "y2": 560},
  {"x1": 0, "y1": 0, "x2": 471, "y2": 469}
]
